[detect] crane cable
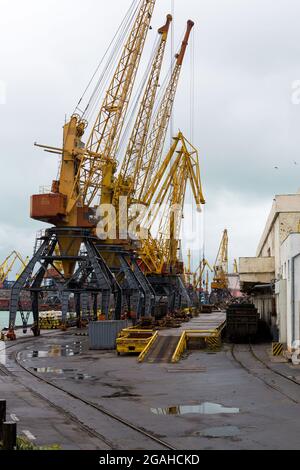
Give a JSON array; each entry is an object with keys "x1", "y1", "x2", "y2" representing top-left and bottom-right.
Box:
[
  {"x1": 116, "y1": 35, "x2": 160, "y2": 163},
  {"x1": 73, "y1": 0, "x2": 140, "y2": 121},
  {"x1": 170, "y1": 0, "x2": 175, "y2": 147},
  {"x1": 190, "y1": 27, "x2": 195, "y2": 235},
  {"x1": 83, "y1": 1, "x2": 139, "y2": 122}
]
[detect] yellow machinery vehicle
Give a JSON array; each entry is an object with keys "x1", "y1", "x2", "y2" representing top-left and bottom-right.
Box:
[{"x1": 116, "y1": 329, "x2": 157, "y2": 355}]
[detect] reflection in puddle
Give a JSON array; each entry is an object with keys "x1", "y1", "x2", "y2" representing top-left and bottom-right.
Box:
[
  {"x1": 31, "y1": 368, "x2": 96, "y2": 380},
  {"x1": 72, "y1": 373, "x2": 96, "y2": 381},
  {"x1": 32, "y1": 367, "x2": 77, "y2": 374},
  {"x1": 0, "y1": 354, "x2": 7, "y2": 366},
  {"x1": 26, "y1": 343, "x2": 84, "y2": 358},
  {"x1": 151, "y1": 402, "x2": 240, "y2": 416},
  {"x1": 32, "y1": 367, "x2": 66, "y2": 374},
  {"x1": 199, "y1": 426, "x2": 240, "y2": 438}
]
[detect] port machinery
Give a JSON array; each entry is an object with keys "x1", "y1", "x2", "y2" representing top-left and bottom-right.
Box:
[
  {"x1": 8, "y1": 0, "x2": 203, "y2": 338},
  {"x1": 0, "y1": 251, "x2": 28, "y2": 286},
  {"x1": 210, "y1": 229, "x2": 232, "y2": 305}
]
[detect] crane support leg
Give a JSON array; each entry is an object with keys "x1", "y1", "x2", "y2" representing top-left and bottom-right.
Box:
[
  {"x1": 132, "y1": 260, "x2": 155, "y2": 317},
  {"x1": 7, "y1": 228, "x2": 120, "y2": 338}
]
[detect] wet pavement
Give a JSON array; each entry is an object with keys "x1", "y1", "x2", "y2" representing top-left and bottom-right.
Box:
[
  {"x1": 151, "y1": 403, "x2": 240, "y2": 416},
  {"x1": 1, "y1": 331, "x2": 300, "y2": 449}
]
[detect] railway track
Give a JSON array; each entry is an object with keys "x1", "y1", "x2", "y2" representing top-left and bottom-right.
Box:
[
  {"x1": 231, "y1": 343, "x2": 300, "y2": 405},
  {"x1": 1, "y1": 331, "x2": 176, "y2": 450}
]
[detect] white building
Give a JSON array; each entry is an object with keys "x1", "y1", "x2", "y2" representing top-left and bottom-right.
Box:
[
  {"x1": 279, "y1": 233, "x2": 300, "y2": 350},
  {"x1": 239, "y1": 192, "x2": 300, "y2": 347}
]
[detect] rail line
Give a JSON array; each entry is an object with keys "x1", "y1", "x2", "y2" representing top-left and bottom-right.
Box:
[
  {"x1": 231, "y1": 343, "x2": 300, "y2": 405},
  {"x1": 1, "y1": 332, "x2": 176, "y2": 450}
]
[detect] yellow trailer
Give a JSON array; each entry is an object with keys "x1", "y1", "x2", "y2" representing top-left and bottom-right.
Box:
[{"x1": 116, "y1": 329, "x2": 156, "y2": 355}]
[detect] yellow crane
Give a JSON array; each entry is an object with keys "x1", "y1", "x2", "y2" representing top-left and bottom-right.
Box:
[
  {"x1": 210, "y1": 229, "x2": 230, "y2": 303},
  {"x1": 72, "y1": 0, "x2": 157, "y2": 213},
  {"x1": 185, "y1": 249, "x2": 193, "y2": 286},
  {"x1": 135, "y1": 20, "x2": 195, "y2": 202},
  {"x1": 9, "y1": 0, "x2": 160, "y2": 336},
  {"x1": 137, "y1": 132, "x2": 205, "y2": 311},
  {"x1": 233, "y1": 259, "x2": 239, "y2": 274},
  {"x1": 138, "y1": 132, "x2": 205, "y2": 275},
  {"x1": 31, "y1": 0, "x2": 157, "y2": 276},
  {"x1": 193, "y1": 259, "x2": 213, "y2": 290},
  {"x1": 113, "y1": 14, "x2": 172, "y2": 209},
  {"x1": 10, "y1": 2, "x2": 198, "y2": 336},
  {"x1": 0, "y1": 252, "x2": 28, "y2": 284}
]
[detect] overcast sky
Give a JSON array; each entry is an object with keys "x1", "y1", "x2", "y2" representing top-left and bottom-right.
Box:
[{"x1": 1, "y1": 0, "x2": 300, "y2": 273}]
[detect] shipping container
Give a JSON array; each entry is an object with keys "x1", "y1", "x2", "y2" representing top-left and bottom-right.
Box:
[{"x1": 89, "y1": 320, "x2": 128, "y2": 350}]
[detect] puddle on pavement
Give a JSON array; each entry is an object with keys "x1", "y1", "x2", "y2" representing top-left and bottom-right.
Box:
[
  {"x1": 26, "y1": 342, "x2": 85, "y2": 358},
  {"x1": 198, "y1": 426, "x2": 240, "y2": 438},
  {"x1": 31, "y1": 368, "x2": 96, "y2": 381},
  {"x1": 32, "y1": 367, "x2": 69, "y2": 374},
  {"x1": 72, "y1": 373, "x2": 97, "y2": 381},
  {"x1": 151, "y1": 402, "x2": 240, "y2": 416}
]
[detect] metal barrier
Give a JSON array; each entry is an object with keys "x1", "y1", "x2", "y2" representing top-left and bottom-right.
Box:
[
  {"x1": 272, "y1": 342, "x2": 283, "y2": 356},
  {"x1": 138, "y1": 331, "x2": 159, "y2": 363},
  {"x1": 171, "y1": 332, "x2": 187, "y2": 363},
  {"x1": 171, "y1": 323, "x2": 225, "y2": 363}
]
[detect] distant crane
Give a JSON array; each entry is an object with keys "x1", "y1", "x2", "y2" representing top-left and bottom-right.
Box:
[
  {"x1": 0, "y1": 252, "x2": 28, "y2": 285},
  {"x1": 193, "y1": 259, "x2": 213, "y2": 290},
  {"x1": 233, "y1": 259, "x2": 239, "y2": 274},
  {"x1": 210, "y1": 229, "x2": 231, "y2": 304}
]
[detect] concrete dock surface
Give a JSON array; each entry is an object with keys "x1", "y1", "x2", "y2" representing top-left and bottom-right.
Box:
[{"x1": 1, "y1": 326, "x2": 300, "y2": 449}]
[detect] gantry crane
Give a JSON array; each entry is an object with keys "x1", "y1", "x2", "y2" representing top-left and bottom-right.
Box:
[
  {"x1": 9, "y1": 1, "x2": 197, "y2": 336},
  {"x1": 9, "y1": 0, "x2": 159, "y2": 335}
]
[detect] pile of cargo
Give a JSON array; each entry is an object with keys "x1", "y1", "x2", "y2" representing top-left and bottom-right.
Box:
[
  {"x1": 226, "y1": 303, "x2": 259, "y2": 342},
  {"x1": 39, "y1": 311, "x2": 62, "y2": 329}
]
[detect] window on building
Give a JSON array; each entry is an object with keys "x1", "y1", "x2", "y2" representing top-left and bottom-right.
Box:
[{"x1": 267, "y1": 248, "x2": 271, "y2": 257}]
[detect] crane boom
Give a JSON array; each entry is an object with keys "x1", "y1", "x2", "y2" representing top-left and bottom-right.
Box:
[
  {"x1": 211, "y1": 229, "x2": 229, "y2": 290},
  {"x1": 66, "y1": 0, "x2": 157, "y2": 212},
  {"x1": 0, "y1": 251, "x2": 28, "y2": 284},
  {"x1": 135, "y1": 20, "x2": 194, "y2": 202},
  {"x1": 113, "y1": 15, "x2": 172, "y2": 206},
  {"x1": 139, "y1": 132, "x2": 205, "y2": 274}
]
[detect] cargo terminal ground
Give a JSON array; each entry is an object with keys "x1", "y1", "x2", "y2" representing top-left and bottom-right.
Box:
[{"x1": 1, "y1": 325, "x2": 300, "y2": 450}]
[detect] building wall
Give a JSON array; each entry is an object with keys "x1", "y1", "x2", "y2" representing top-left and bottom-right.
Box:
[
  {"x1": 280, "y1": 233, "x2": 300, "y2": 350},
  {"x1": 239, "y1": 256, "x2": 274, "y2": 286},
  {"x1": 259, "y1": 213, "x2": 300, "y2": 278},
  {"x1": 252, "y1": 294, "x2": 275, "y2": 326},
  {"x1": 275, "y1": 279, "x2": 287, "y2": 344}
]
